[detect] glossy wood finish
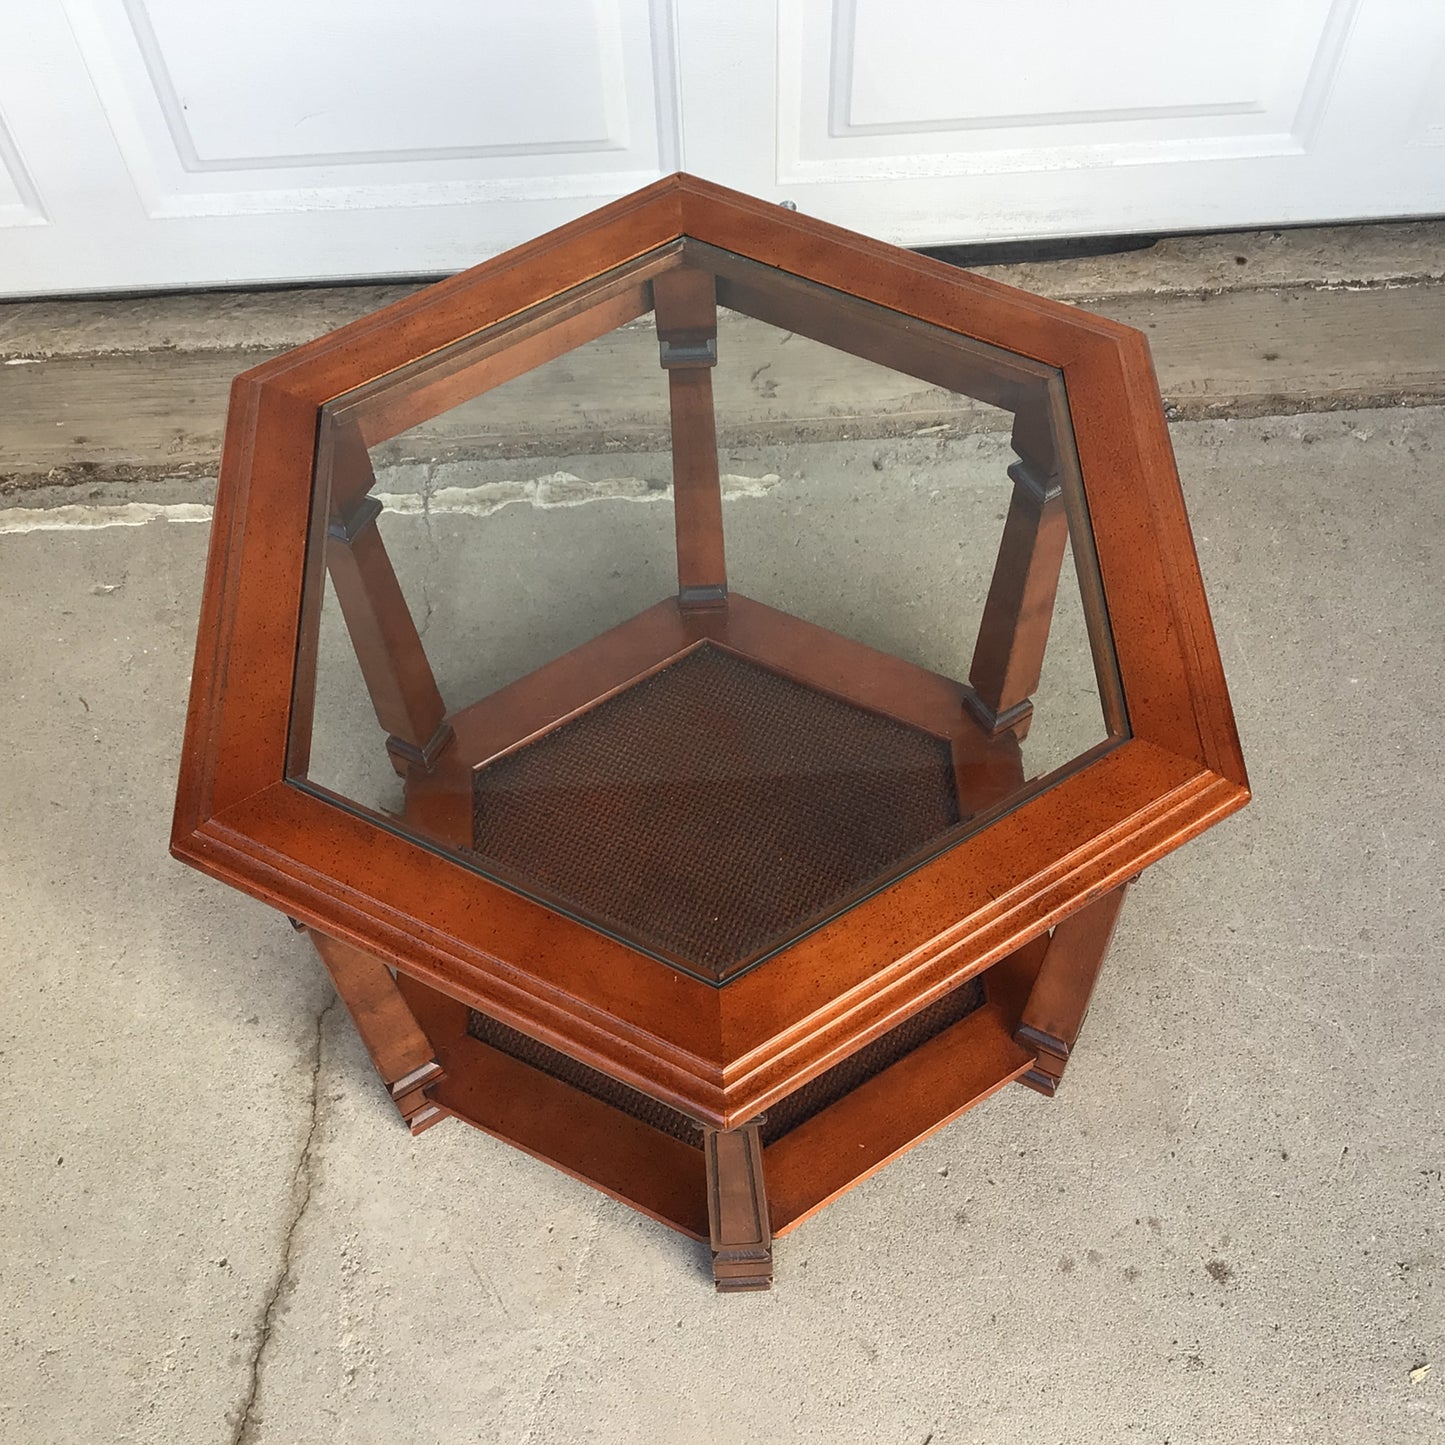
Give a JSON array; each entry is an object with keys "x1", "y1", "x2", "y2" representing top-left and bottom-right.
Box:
[
  {"x1": 654, "y1": 266, "x2": 727, "y2": 605},
  {"x1": 398, "y1": 973, "x2": 712, "y2": 1236},
  {"x1": 692, "y1": 238, "x2": 1050, "y2": 413},
  {"x1": 410, "y1": 589, "x2": 982, "y2": 780},
  {"x1": 318, "y1": 419, "x2": 452, "y2": 772},
  {"x1": 308, "y1": 928, "x2": 446, "y2": 1133},
  {"x1": 966, "y1": 390, "x2": 1100, "y2": 742},
  {"x1": 1015, "y1": 883, "x2": 1129, "y2": 1096},
  {"x1": 765, "y1": 1001, "x2": 1037, "y2": 1237},
  {"x1": 966, "y1": 458, "x2": 1068, "y2": 739},
  {"x1": 382, "y1": 924, "x2": 1050, "y2": 1280},
  {"x1": 333, "y1": 255, "x2": 672, "y2": 450},
  {"x1": 172, "y1": 174, "x2": 1248, "y2": 1287},
  {"x1": 204, "y1": 726, "x2": 1226, "y2": 1132},
  {"x1": 705, "y1": 1123, "x2": 772, "y2": 1292},
  {"x1": 665, "y1": 375, "x2": 726, "y2": 605}
]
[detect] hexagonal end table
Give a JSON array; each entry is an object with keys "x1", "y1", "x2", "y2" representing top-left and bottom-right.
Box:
[{"x1": 172, "y1": 174, "x2": 1248, "y2": 1292}]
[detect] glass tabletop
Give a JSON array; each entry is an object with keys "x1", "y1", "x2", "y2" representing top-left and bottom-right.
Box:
[{"x1": 286, "y1": 243, "x2": 1128, "y2": 984}]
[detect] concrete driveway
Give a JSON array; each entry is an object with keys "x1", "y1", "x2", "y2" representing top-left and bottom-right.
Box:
[{"x1": 2, "y1": 406, "x2": 1442, "y2": 1444}]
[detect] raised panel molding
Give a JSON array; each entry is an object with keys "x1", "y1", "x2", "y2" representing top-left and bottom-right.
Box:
[
  {"x1": 0, "y1": 112, "x2": 47, "y2": 229},
  {"x1": 62, "y1": 0, "x2": 679, "y2": 218},
  {"x1": 124, "y1": 0, "x2": 627, "y2": 169},
  {"x1": 778, "y1": 0, "x2": 1363, "y2": 182},
  {"x1": 835, "y1": 0, "x2": 1265, "y2": 133}
]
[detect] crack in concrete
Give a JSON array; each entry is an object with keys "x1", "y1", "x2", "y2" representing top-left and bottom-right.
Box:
[
  {"x1": 418, "y1": 461, "x2": 440, "y2": 553},
  {"x1": 229, "y1": 995, "x2": 338, "y2": 1445}
]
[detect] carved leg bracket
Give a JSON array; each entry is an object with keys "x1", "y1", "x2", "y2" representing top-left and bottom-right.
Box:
[
  {"x1": 704, "y1": 1121, "x2": 772, "y2": 1293},
  {"x1": 392, "y1": 1071, "x2": 448, "y2": 1135}
]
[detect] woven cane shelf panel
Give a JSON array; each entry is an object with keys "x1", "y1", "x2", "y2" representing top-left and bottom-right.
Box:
[
  {"x1": 469, "y1": 643, "x2": 960, "y2": 980},
  {"x1": 465, "y1": 973, "x2": 987, "y2": 1148},
  {"x1": 466, "y1": 1008, "x2": 705, "y2": 1146},
  {"x1": 754, "y1": 974, "x2": 986, "y2": 1143}
]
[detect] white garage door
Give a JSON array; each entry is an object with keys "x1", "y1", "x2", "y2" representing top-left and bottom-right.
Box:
[{"x1": 1, "y1": 0, "x2": 1443, "y2": 296}]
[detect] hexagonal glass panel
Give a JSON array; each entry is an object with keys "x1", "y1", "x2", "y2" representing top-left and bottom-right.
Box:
[{"x1": 286, "y1": 244, "x2": 1129, "y2": 983}]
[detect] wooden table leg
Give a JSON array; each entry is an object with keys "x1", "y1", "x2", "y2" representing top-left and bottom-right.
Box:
[
  {"x1": 319, "y1": 418, "x2": 453, "y2": 775},
  {"x1": 654, "y1": 267, "x2": 727, "y2": 610},
  {"x1": 307, "y1": 929, "x2": 448, "y2": 1134},
  {"x1": 965, "y1": 404, "x2": 1069, "y2": 740},
  {"x1": 704, "y1": 1120, "x2": 772, "y2": 1292},
  {"x1": 1014, "y1": 884, "x2": 1129, "y2": 1096}
]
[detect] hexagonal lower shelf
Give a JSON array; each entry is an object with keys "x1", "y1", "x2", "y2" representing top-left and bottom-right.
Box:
[{"x1": 392, "y1": 932, "x2": 1036, "y2": 1246}]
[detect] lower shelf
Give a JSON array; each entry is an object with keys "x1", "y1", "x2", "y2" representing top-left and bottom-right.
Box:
[{"x1": 396, "y1": 933, "x2": 1044, "y2": 1240}]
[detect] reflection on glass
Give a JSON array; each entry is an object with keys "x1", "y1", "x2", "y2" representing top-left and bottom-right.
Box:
[{"x1": 290, "y1": 246, "x2": 1127, "y2": 983}]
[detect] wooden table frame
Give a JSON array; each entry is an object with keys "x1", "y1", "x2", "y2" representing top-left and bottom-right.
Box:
[{"x1": 172, "y1": 174, "x2": 1248, "y2": 1291}]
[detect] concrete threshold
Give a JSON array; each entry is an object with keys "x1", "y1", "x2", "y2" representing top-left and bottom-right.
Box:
[{"x1": 2, "y1": 217, "x2": 1443, "y2": 493}]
